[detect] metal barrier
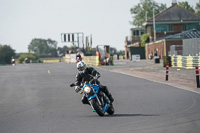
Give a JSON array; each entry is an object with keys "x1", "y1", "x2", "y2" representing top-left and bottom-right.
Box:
[{"x1": 170, "y1": 55, "x2": 200, "y2": 69}]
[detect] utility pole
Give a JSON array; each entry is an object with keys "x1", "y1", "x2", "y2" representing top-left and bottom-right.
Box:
[
  {"x1": 145, "y1": 11, "x2": 148, "y2": 21},
  {"x1": 153, "y1": 8, "x2": 156, "y2": 42}
]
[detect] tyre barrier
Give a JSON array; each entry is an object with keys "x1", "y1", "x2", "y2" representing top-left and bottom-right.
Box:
[
  {"x1": 83, "y1": 56, "x2": 100, "y2": 66},
  {"x1": 43, "y1": 60, "x2": 60, "y2": 63},
  {"x1": 63, "y1": 54, "x2": 113, "y2": 67},
  {"x1": 170, "y1": 55, "x2": 200, "y2": 69}
]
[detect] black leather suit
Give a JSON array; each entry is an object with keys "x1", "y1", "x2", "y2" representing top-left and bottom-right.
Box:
[{"x1": 75, "y1": 67, "x2": 113, "y2": 104}]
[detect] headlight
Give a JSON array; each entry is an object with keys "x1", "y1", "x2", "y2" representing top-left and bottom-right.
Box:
[{"x1": 84, "y1": 86, "x2": 91, "y2": 93}]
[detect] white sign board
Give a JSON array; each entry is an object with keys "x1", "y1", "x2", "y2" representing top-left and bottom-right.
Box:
[
  {"x1": 132, "y1": 54, "x2": 140, "y2": 62},
  {"x1": 70, "y1": 54, "x2": 76, "y2": 62},
  {"x1": 114, "y1": 55, "x2": 118, "y2": 60}
]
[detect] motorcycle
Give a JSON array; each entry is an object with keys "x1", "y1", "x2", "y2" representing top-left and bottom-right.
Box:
[
  {"x1": 70, "y1": 75, "x2": 114, "y2": 116},
  {"x1": 11, "y1": 59, "x2": 16, "y2": 66}
]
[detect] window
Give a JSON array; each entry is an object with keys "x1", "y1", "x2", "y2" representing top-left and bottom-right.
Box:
[
  {"x1": 182, "y1": 23, "x2": 200, "y2": 31},
  {"x1": 133, "y1": 30, "x2": 139, "y2": 36},
  {"x1": 168, "y1": 25, "x2": 173, "y2": 31},
  {"x1": 132, "y1": 29, "x2": 145, "y2": 36},
  {"x1": 182, "y1": 24, "x2": 187, "y2": 31},
  {"x1": 155, "y1": 24, "x2": 173, "y2": 33},
  {"x1": 147, "y1": 26, "x2": 151, "y2": 34}
]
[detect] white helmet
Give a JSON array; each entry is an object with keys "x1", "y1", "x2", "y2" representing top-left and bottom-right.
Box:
[{"x1": 77, "y1": 61, "x2": 86, "y2": 73}]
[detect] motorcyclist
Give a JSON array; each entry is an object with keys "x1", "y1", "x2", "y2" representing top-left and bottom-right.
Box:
[
  {"x1": 74, "y1": 61, "x2": 114, "y2": 105},
  {"x1": 76, "y1": 53, "x2": 82, "y2": 63},
  {"x1": 11, "y1": 57, "x2": 15, "y2": 65}
]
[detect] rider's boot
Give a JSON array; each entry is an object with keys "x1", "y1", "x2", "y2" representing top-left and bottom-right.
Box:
[
  {"x1": 103, "y1": 86, "x2": 114, "y2": 103},
  {"x1": 108, "y1": 94, "x2": 114, "y2": 103}
]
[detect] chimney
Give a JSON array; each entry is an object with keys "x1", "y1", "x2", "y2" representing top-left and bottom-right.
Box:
[{"x1": 172, "y1": 0, "x2": 177, "y2": 6}]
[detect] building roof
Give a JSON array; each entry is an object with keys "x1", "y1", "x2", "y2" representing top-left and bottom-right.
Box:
[
  {"x1": 130, "y1": 27, "x2": 145, "y2": 31},
  {"x1": 157, "y1": 29, "x2": 200, "y2": 40},
  {"x1": 147, "y1": 4, "x2": 200, "y2": 23}
]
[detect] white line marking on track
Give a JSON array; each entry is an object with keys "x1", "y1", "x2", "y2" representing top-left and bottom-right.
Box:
[
  {"x1": 48, "y1": 70, "x2": 51, "y2": 75},
  {"x1": 96, "y1": 67, "x2": 200, "y2": 95}
]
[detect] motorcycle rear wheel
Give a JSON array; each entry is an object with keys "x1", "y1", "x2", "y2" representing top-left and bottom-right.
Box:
[{"x1": 90, "y1": 99, "x2": 104, "y2": 116}]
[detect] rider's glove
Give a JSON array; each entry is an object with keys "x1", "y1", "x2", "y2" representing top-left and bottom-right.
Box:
[
  {"x1": 75, "y1": 86, "x2": 81, "y2": 93},
  {"x1": 95, "y1": 74, "x2": 100, "y2": 79}
]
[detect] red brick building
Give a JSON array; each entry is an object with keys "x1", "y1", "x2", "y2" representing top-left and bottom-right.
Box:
[
  {"x1": 125, "y1": 2, "x2": 200, "y2": 59},
  {"x1": 144, "y1": 3, "x2": 200, "y2": 59}
]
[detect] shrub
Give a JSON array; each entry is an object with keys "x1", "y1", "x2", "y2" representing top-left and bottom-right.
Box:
[
  {"x1": 18, "y1": 53, "x2": 40, "y2": 63},
  {"x1": 141, "y1": 33, "x2": 150, "y2": 47}
]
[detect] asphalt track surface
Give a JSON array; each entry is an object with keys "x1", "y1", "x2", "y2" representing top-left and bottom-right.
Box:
[{"x1": 0, "y1": 63, "x2": 200, "y2": 133}]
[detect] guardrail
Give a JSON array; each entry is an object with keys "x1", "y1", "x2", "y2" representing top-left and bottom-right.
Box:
[{"x1": 170, "y1": 55, "x2": 200, "y2": 69}]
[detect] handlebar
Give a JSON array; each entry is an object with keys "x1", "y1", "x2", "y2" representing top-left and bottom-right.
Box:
[
  {"x1": 70, "y1": 74, "x2": 100, "y2": 87},
  {"x1": 70, "y1": 83, "x2": 75, "y2": 87}
]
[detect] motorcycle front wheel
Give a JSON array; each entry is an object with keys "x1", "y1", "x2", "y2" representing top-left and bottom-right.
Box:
[
  {"x1": 107, "y1": 104, "x2": 114, "y2": 115},
  {"x1": 89, "y1": 99, "x2": 104, "y2": 116}
]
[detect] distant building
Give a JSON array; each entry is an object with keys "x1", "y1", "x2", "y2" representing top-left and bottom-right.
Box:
[
  {"x1": 125, "y1": 1, "x2": 200, "y2": 59},
  {"x1": 125, "y1": 27, "x2": 145, "y2": 60},
  {"x1": 145, "y1": 3, "x2": 200, "y2": 59}
]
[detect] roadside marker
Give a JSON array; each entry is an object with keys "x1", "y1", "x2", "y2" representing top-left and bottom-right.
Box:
[
  {"x1": 195, "y1": 66, "x2": 199, "y2": 88},
  {"x1": 166, "y1": 62, "x2": 169, "y2": 81}
]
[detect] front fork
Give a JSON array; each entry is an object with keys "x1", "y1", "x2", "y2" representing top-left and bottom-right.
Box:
[
  {"x1": 88, "y1": 92, "x2": 110, "y2": 112},
  {"x1": 96, "y1": 95, "x2": 102, "y2": 106},
  {"x1": 89, "y1": 95, "x2": 102, "y2": 112},
  {"x1": 89, "y1": 100, "x2": 95, "y2": 112}
]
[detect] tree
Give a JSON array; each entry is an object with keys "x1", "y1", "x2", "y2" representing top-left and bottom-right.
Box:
[
  {"x1": 110, "y1": 47, "x2": 117, "y2": 55},
  {"x1": 28, "y1": 39, "x2": 48, "y2": 55},
  {"x1": 196, "y1": 1, "x2": 200, "y2": 16},
  {"x1": 18, "y1": 53, "x2": 40, "y2": 63},
  {"x1": 117, "y1": 50, "x2": 125, "y2": 56},
  {"x1": 87, "y1": 47, "x2": 97, "y2": 56},
  {"x1": 0, "y1": 45, "x2": 15, "y2": 64},
  {"x1": 47, "y1": 39, "x2": 58, "y2": 56},
  {"x1": 69, "y1": 45, "x2": 78, "y2": 53},
  {"x1": 57, "y1": 46, "x2": 69, "y2": 56},
  {"x1": 178, "y1": 1, "x2": 195, "y2": 13},
  {"x1": 28, "y1": 38, "x2": 58, "y2": 57},
  {"x1": 130, "y1": 0, "x2": 167, "y2": 27}
]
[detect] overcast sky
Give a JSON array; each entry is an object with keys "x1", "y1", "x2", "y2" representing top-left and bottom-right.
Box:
[{"x1": 0, "y1": 0, "x2": 199, "y2": 53}]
